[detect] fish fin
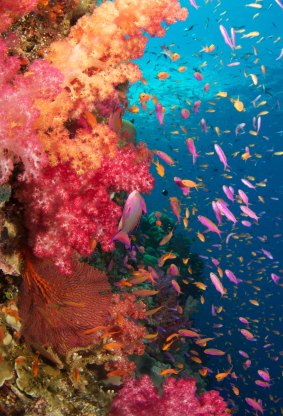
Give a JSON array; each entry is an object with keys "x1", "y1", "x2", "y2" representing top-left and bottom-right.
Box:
[{"x1": 112, "y1": 231, "x2": 131, "y2": 249}]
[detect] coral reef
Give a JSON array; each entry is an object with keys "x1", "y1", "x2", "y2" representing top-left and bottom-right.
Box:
[{"x1": 109, "y1": 375, "x2": 229, "y2": 416}]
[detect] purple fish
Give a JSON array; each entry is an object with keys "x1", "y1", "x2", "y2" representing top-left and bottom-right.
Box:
[
  {"x1": 239, "y1": 317, "x2": 249, "y2": 325},
  {"x1": 226, "y1": 232, "x2": 236, "y2": 245},
  {"x1": 239, "y1": 350, "x2": 249, "y2": 358},
  {"x1": 113, "y1": 190, "x2": 146, "y2": 248},
  {"x1": 255, "y1": 380, "x2": 271, "y2": 388},
  {"x1": 214, "y1": 144, "x2": 229, "y2": 170}
]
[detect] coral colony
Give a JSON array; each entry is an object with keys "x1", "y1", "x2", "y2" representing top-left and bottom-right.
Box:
[{"x1": 0, "y1": 0, "x2": 229, "y2": 415}]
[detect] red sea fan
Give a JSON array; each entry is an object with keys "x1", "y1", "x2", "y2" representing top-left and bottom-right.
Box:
[
  {"x1": 109, "y1": 375, "x2": 229, "y2": 416},
  {"x1": 18, "y1": 254, "x2": 113, "y2": 356}
]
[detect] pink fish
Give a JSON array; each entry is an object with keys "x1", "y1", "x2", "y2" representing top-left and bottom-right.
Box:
[
  {"x1": 275, "y1": 0, "x2": 283, "y2": 10},
  {"x1": 223, "y1": 185, "x2": 234, "y2": 202},
  {"x1": 227, "y1": 61, "x2": 240, "y2": 67},
  {"x1": 245, "y1": 398, "x2": 264, "y2": 414},
  {"x1": 171, "y1": 279, "x2": 182, "y2": 294},
  {"x1": 241, "y1": 178, "x2": 256, "y2": 189},
  {"x1": 212, "y1": 201, "x2": 222, "y2": 224},
  {"x1": 271, "y1": 273, "x2": 281, "y2": 284},
  {"x1": 258, "y1": 369, "x2": 270, "y2": 382},
  {"x1": 153, "y1": 150, "x2": 175, "y2": 166},
  {"x1": 242, "y1": 220, "x2": 252, "y2": 227},
  {"x1": 225, "y1": 269, "x2": 242, "y2": 284},
  {"x1": 238, "y1": 189, "x2": 249, "y2": 206},
  {"x1": 261, "y1": 248, "x2": 273, "y2": 259},
  {"x1": 210, "y1": 272, "x2": 226, "y2": 296},
  {"x1": 235, "y1": 123, "x2": 246, "y2": 136},
  {"x1": 170, "y1": 197, "x2": 181, "y2": 221},
  {"x1": 186, "y1": 138, "x2": 200, "y2": 164},
  {"x1": 189, "y1": 0, "x2": 200, "y2": 9},
  {"x1": 216, "y1": 201, "x2": 237, "y2": 224},
  {"x1": 219, "y1": 25, "x2": 236, "y2": 50},
  {"x1": 203, "y1": 83, "x2": 210, "y2": 92},
  {"x1": 214, "y1": 144, "x2": 229, "y2": 170},
  {"x1": 167, "y1": 264, "x2": 180, "y2": 276},
  {"x1": 240, "y1": 205, "x2": 259, "y2": 222},
  {"x1": 200, "y1": 118, "x2": 208, "y2": 133},
  {"x1": 211, "y1": 258, "x2": 219, "y2": 266},
  {"x1": 193, "y1": 100, "x2": 201, "y2": 113},
  {"x1": 155, "y1": 102, "x2": 164, "y2": 125},
  {"x1": 239, "y1": 317, "x2": 249, "y2": 325},
  {"x1": 194, "y1": 71, "x2": 203, "y2": 81},
  {"x1": 255, "y1": 380, "x2": 271, "y2": 388},
  {"x1": 198, "y1": 215, "x2": 222, "y2": 237},
  {"x1": 240, "y1": 329, "x2": 256, "y2": 341},
  {"x1": 181, "y1": 108, "x2": 190, "y2": 119},
  {"x1": 113, "y1": 190, "x2": 146, "y2": 248},
  {"x1": 174, "y1": 177, "x2": 190, "y2": 196},
  {"x1": 243, "y1": 359, "x2": 252, "y2": 369},
  {"x1": 239, "y1": 350, "x2": 249, "y2": 358}
]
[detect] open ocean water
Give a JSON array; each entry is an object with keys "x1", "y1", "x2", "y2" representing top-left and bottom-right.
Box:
[{"x1": 126, "y1": 0, "x2": 283, "y2": 414}]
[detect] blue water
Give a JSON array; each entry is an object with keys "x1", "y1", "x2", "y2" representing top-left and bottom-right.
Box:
[{"x1": 127, "y1": 0, "x2": 283, "y2": 414}]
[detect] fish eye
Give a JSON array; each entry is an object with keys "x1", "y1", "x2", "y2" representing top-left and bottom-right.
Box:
[{"x1": 162, "y1": 189, "x2": 168, "y2": 196}]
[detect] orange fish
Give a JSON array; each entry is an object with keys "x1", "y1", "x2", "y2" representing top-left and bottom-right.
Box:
[
  {"x1": 158, "y1": 72, "x2": 170, "y2": 80},
  {"x1": 160, "y1": 368, "x2": 180, "y2": 376},
  {"x1": 159, "y1": 229, "x2": 174, "y2": 246},
  {"x1": 204, "y1": 348, "x2": 226, "y2": 356},
  {"x1": 103, "y1": 342, "x2": 123, "y2": 351},
  {"x1": 158, "y1": 252, "x2": 177, "y2": 267},
  {"x1": 133, "y1": 289, "x2": 159, "y2": 297}
]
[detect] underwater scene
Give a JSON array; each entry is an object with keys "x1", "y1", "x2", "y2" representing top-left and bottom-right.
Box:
[{"x1": 0, "y1": 0, "x2": 282, "y2": 415}]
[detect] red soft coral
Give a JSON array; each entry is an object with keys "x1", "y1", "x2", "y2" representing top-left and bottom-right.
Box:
[
  {"x1": 109, "y1": 375, "x2": 229, "y2": 416},
  {"x1": 17, "y1": 145, "x2": 154, "y2": 274}
]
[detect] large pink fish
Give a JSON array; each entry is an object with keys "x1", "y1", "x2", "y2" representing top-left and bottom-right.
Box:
[
  {"x1": 212, "y1": 201, "x2": 222, "y2": 224},
  {"x1": 198, "y1": 215, "x2": 222, "y2": 237},
  {"x1": 245, "y1": 398, "x2": 264, "y2": 414},
  {"x1": 153, "y1": 150, "x2": 175, "y2": 166},
  {"x1": 186, "y1": 138, "x2": 200, "y2": 164},
  {"x1": 210, "y1": 272, "x2": 226, "y2": 296},
  {"x1": 240, "y1": 205, "x2": 259, "y2": 222},
  {"x1": 219, "y1": 25, "x2": 236, "y2": 50},
  {"x1": 216, "y1": 201, "x2": 237, "y2": 224},
  {"x1": 225, "y1": 269, "x2": 242, "y2": 284},
  {"x1": 155, "y1": 102, "x2": 164, "y2": 125},
  {"x1": 238, "y1": 189, "x2": 249, "y2": 206},
  {"x1": 113, "y1": 190, "x2": 146, "y2": 248},
  {"x1": 214, "y1": 144, "x2": 229, "y2": 170},
  {"x1": 174, "y1": 177, "x2": 190, "y2": 196},
  {"x1": 223, "y1": 185, "x2": 234, "y2": 202},
  {"x1": 193, "y1": 100, "x2": 201, "y2": 113}
]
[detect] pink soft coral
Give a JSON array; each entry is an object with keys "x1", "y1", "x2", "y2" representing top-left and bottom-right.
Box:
[
  {"x1": 0, "y1": 40, "x2": 63, "y2": 184},
  {"x1": 0, "y1": 0, "x2": 39, "y2": 33},
  {"x1": 109, "y1": 375, "x2": 229, "y2": 416},
  {"x1": 17, "y1": 144, "x2": 154, "y2": 274}
]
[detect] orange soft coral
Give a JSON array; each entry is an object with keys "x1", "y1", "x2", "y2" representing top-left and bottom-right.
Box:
[{"x1": 34, "y1": 0, "x2": 188, "y2": 174}]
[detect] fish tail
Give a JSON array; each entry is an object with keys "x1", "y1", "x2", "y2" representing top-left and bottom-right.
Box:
[{"x1": 112, "y1": 231, "x2": 131, "y2": 249}]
